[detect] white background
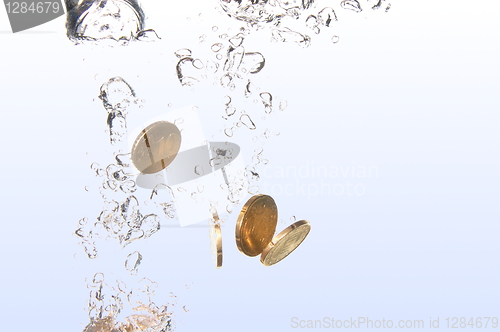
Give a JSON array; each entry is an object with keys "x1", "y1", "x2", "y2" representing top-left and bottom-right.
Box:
[{"x1": 0, "y1": 0, "x2": 499, "y2": 331}]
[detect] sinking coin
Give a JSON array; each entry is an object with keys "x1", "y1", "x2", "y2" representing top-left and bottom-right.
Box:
[
  {"x1": 260, "y1": 220, "x2": 311, "y2": 266},
  {"x1": 131, "y1": 121, "x2": 181, "y2": 174},
  {"x1": 236, "y1": 194, "x2": 278, "y2": 257},
  {"x1": 209, "y1": 211, "x2": 223, "y2": 268}
]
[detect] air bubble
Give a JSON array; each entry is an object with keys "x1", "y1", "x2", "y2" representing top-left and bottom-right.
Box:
[
  {"x1": 211, "y1": 43, "x2": 224, "y2": 52},
  {"x1": 125, "y1": 251, "x2": 142, "y2": 274},
  {"x1": 194, "y1": 165, "x2": 205, "y2": 176},
  {"x1": 229, "y1": 33, "x2": 245, "y2": 47},
  {"x1": 226, "y1": 107, "x2": 236, "y2": 116},
  {"x1": 279, "y1": 100, "x2": 288, "y2": 111},
  {"x1": 240, "y1": 114, "x2": 256, "y2": 130},
  {"x1": 248, "y1": 186, "x2": 260, "y2": 195},
  {"x1": 224, "y1": 127, "x2": 234, "y2": 137},
  {"x1": 175, "y1": 48, "x2": 192, "y2": 58},
  {"x1": 341, "y1": 0, "x2": 362, "y2": 12}
]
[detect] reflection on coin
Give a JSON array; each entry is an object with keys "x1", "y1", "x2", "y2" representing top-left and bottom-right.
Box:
[
  {"x1": 131, "y1": 121, "x2": 182, "y2": 174},
  {"x1": 260, "y1": 220, "x2": 311, "y2": 266},
  {"x1": 209, "y1": 212, "x2": 223, "y2": 269},
  {"x1": 236, "y1": 194, "x2": 278, "y2": 257}
]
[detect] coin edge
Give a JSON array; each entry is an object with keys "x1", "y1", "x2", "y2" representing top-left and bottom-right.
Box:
[{"x1": 260, "y1": 219, "x2": 311, "y2": 266}]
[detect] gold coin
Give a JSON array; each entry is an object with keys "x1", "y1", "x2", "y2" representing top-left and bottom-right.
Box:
[
  {"x1": 260, "y1": 220, "x2": 311, "y2": 266},
  {"x1": 131, "y1": 121, "x2": 181, "y2": 174},
  {"x1": 236, "y1": 194, "x2": 278, "y2": 257},
  {"x1": 209, "y1": 212, "x2": 223, "y2": 269}
]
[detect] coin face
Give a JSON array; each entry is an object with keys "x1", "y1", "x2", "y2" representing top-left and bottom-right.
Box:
[
  {"x1": 260, "y1": 220, "x2": 311, "y2": 266},
  {"x1": 131, "y1": 121, "x2": 182, "y2": 174},
  {"x1": 209, "y1": 215, "x2": 223, "y2": 269},
  {"x1": 236, "y1": 194, "x2": 278, "y2": 257}
]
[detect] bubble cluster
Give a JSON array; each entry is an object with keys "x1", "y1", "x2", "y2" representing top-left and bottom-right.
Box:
[
  {"x1": 83, "y1": 274, "x2": 173, "y2": 332},
  {"x1": 65, "y1": 0, "x2": 160, "y2": 44},
  {"x1": 78, "y1": 78, "x2": 177, "y2": 331},
  {"x1": 218, "y1": 0, "x2": 391, "y2": 47}
]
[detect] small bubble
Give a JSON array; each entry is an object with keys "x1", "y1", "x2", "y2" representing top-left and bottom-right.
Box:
[
  {"x1": 211, "y1": 43, "x2": 223, "y2": 52},
  {"x1": 240, "y1": 114, "x2": 256, "y2": 130},
  {"x1": 175, "y1": 118, "x2": 184, "y2": 125},
  {"x1": 224, "y1": 127, "x2": 234, "y2": 137},
  {"x1": 183, "y1": 306, "x2": 189, "y2": 312},
  {"x1": 331, "y1": 35, "x2": 340, "y2": 43},
  {"x1": 210, "y1": 157, "x2": 222, "y2": 167},
  {"x1": 168, "y1": 103, "x2": 173, "y2": 107},
  {"x1": 229, "y1": 33, "x2": 244, "y2": 47},
  {"x1": 192, "y1": 106, "x2": 199, "y2": 111},
  {"x1": 84, "y1": 186, "x2": 90, "y2": 192},
  {"x1": 199, "y1": 34, "x2": 207, "y2": 43},
  {"x1": 75, "y1": 228, "x2": 85, "y2": 238},
  {"x1": 341, "y1": 0, "x2": 362, "y2": 12},
  {"x1": 260, "y1": 92, "x2": 273, "y2": 112},
  {"x1": 279, "y1": 99, "x2": 288, "y2": 111},
  {"x1": 194, "y1": 165, "x2": 205, "y2": 176},
  {"x1": 212, "y1": 26, "x2": 218, "y2": 32},
  {"x1": 125, "y1": 251, "x2": 142, "y2": 274},
  {"x1": 248, "y1": 186, "x2": 260, "y2": 195},
  {"x1": 92, "y1": 273, "x2": 104, "y2": 284},
  {"x1": 192, "y1": 59, "x2": 204, "y2": 69},
  {"x1": 318, "y1": 7, "x2": 337, "y2": 27},
  {"x1": 306, "y1": 15, "x2": 318, "y2": 30},
  {"x1": 175, "y1": 48, "x2": 192, "y2": 58},
  {"x1": 216, "y1": 54, "x2": 223, "y2": 60}
]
